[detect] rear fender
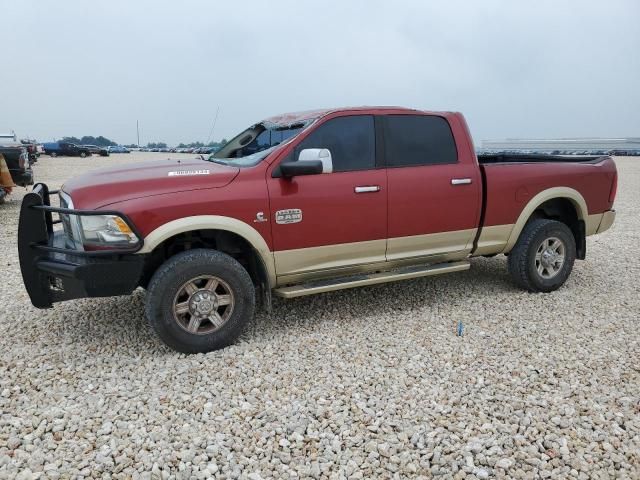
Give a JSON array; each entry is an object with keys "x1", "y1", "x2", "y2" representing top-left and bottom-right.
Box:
[{"x1": 503, "y1": 187, "x2": 588, "y2": 253}]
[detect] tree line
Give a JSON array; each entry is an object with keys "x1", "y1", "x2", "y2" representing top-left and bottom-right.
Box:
[
  {"x1": 58, "y1": 136, "x2": 228, "y2": 149},
  {"x1": 60, "y1": 135, "x2": 118, "y2": 146}
]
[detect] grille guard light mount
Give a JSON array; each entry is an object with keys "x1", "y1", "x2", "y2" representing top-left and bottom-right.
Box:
[{"x1": 25, "y1": 183, "x2": 143, "y2": 257}]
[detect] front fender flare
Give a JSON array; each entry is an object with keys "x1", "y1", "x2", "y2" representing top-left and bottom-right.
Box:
[{"x1": 137, "y1": 215, "x2": 276, "y2": 287}]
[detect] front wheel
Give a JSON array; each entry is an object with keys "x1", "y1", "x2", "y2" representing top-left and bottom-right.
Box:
[
  {"x1": 79, "y1": 152, "x2": 87, "y2": 158},
  {"x1": 508, "y1": 219, "x2": 576, "y2": 293},
  {"x1": 50, "y1": 152, "x2": 57, "y2": 158},
  {"x1": 145, "y1": 249, "x2": 255, "y2": 353}
]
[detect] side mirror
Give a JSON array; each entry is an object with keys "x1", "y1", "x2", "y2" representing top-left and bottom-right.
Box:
[
  {"x1": 298, "y1": 148, "x2": 333, "y2": 173},
  {"x1": 279, "y1": 148, "x2": 333, "y2": 178},
  {"x1": 280, "y1": 160, "x2": 323, "y2": 177}
]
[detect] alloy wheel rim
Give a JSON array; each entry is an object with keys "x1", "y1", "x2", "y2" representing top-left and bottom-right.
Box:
[
  {"x1": 535, "y1": 236, "x2": 566, "y2": 279},
  {"x1": 172, "y1": 275, "x2": 235, "y2": 335}
]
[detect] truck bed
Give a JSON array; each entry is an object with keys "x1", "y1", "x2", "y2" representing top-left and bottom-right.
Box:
[{"x1": 473, "y1": 154, "x2": 617, "y2": 257}]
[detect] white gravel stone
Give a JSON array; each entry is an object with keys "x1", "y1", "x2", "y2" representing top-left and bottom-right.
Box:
[
  {"x1": 474, "y1": 467, "x2": 490, "y2": 479},
  {"x1": 0, "y1": 154, "x2": 639, "y2": 478},
  {"x1": 496, "y1": 458, "x2": 514, "y2": 469}
]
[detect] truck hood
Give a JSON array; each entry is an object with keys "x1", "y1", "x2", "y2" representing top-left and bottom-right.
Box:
[{"x1": 62, "y1": 158, "x2": 240, "y2": 209}]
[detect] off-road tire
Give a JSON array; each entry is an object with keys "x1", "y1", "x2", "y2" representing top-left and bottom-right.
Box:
[
  {"x1": 146, "y1": 249, "x2": 255, "y2": 353},
  {"x1": 508, "y1": 219, "x2": 576, "y2": 293}
]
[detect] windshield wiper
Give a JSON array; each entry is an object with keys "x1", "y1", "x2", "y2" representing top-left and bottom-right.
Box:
[{"x1": 204, "y1": 157, "x2": 229, "y2": 166}]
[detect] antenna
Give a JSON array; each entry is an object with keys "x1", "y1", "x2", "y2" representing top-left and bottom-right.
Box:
[{"x1": 205, "y1": 106, "x2": 220, "y2": 145}]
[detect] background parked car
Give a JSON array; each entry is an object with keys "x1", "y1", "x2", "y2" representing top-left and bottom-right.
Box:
[
  {"x1": 43, "y1": 142, "x2": 92, "y2": 158},
  {"x1": 83, "y1": 145, "x2": 110, "y2": 157},
  {"x1": 0, "y1": 142, "x2": 34, "y2": 202},
  {"x1": 20, "y1": 140, "x2": 42, "y2": 163},
  {"x1": 108, "y1": 145, "x2": 130, "y2": 153}
]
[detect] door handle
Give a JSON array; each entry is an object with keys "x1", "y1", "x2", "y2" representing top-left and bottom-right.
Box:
[
  {"x1": 451, "y1": 178, "x2": 472, "y2": 185},
  {"x1": 354, "y1": 185, "x2": 381, "y2": 193}
]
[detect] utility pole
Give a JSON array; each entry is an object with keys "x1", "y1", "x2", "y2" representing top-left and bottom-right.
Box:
[{"x1": 137, "y1": 120, "x2": 140, "y2": 147}]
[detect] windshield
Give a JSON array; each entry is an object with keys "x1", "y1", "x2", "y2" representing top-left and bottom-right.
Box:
[{"x1": 207, "y1": 120, "x2": 312, "y2": 167}]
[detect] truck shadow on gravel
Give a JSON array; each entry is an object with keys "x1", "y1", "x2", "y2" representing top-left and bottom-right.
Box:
[
  {"x1": 248, "y1": 257, "x2": 516, "y2": 342},
  {"x1": 47, "y1": 257, "x2": 516, "y2": 354}
]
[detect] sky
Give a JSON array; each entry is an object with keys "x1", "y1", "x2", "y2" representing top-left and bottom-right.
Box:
[{"x1": 2, "y1": 0, "x2": 639, "y2": 146}]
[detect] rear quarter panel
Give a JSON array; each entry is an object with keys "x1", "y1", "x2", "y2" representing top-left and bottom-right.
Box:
[{"x1": 483, "y1": 158, "x2": 616, "y2": 228}]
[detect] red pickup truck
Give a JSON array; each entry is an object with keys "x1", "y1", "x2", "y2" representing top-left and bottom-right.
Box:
[{"x1": 18, "y1": 107, "x2": 617, "y2": 353}]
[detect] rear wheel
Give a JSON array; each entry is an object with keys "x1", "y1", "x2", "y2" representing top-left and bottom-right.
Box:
[
  {"x1": 508, "y1": 219, "x2": 576, "y2": 292},
  {"x1": 146, "y1": 249, "x2": 255, "y2": 353}
]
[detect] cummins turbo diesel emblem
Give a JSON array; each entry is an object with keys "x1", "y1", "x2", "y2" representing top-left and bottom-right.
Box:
[
  {"x1": 167, "y1": 169, "x2": 210, "y2": 176},
  {"x1": 254, "y1": 212, "x2": 267, "y2": 223},
  {"x1": 275, "y1": 209, "x2": 302, "y2": 224}
]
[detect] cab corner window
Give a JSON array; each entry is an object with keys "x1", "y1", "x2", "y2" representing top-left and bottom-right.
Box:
[
  {"x1": 296, "y1": 115, "x2": 375, "y2": 172},
  {"x1": 384, "y1": 115, "x2": 458, "y2": 167}
]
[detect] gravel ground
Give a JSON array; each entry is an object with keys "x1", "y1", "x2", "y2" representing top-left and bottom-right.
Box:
[{"x1": 1, "y1": 153, "x2": 639, "y2": 479}]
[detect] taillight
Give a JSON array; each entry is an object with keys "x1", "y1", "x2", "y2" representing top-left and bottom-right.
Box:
[
  {"x1": 608, "y1": 171, "x2": 618, "y2": 204},
  {"x1": 18, "y1": 151, "x2": 26, "y2": 169}
]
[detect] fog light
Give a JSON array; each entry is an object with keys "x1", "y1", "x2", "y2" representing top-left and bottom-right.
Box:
[{"x1": 49, "y1": 276, "x2": 64, "y2": 291}]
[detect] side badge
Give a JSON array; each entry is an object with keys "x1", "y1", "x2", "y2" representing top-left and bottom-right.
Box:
[
  {"x1": 275, "y1": 209, "x2": 302, "y2": 224},
  {"x1": 254, "y1": 212, "x2": 267, "y2": 223}
]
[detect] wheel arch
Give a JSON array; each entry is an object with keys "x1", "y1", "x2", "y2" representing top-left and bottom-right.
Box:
[
  {"x1": 137, "y1": 215, "x2": 276, "y2": 287},
  {"x1": 504, "y1": 187, "x2": 588, "y2": 254}
]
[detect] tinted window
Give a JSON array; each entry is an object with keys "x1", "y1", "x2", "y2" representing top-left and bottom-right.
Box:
[
  {"x1": 296, "y1": 115, "x2": 375, "y2": 172},
  {"x1": 384, "y1": 115, "x2": 457, "y2": 167}
]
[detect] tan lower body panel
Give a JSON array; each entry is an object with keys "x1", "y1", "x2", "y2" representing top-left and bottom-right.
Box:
[
  {"x1": 596, "y1": 210, "x2": 615, "y2": 234},
  {"x1": 472, "y1": 224, "x2": 514, "y2": 256},
  {"x1": 274, "y1": 239, "x2": 386, "y2": 278},
  {"x1": 586, "y1": 213, "x2": 603, "y2": 236},
  {"x1": 274, "y1": 229, "x2": 475, "y2": 286},
  {"x1": 385, "y1": 229, "x2": 476, "y2": 261},
  {"x1": 273, "y1": 213, "x2": 609, "y2": 288},
  {"x1": 475, "y1": 214, "x2": 612, "y2": 259},
  {"x1": 477, "y1": 215, "x2": 610, "y2": 257}
]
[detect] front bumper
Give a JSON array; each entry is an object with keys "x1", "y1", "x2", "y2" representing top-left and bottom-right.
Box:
[{"x1": 18, "y1": 183, "x2": 145, "y2": 308}]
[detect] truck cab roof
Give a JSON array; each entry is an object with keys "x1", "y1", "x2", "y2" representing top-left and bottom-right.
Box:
[{"x1": 261, "y1": 106, "x2": 444, "y2": 126}]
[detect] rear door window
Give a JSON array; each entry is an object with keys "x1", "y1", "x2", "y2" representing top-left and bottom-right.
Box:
[{"x1": 383, "y1": 115, "x2": 457, "y2": 167}]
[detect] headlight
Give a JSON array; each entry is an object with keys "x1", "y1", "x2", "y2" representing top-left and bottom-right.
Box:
[
  {"x1": 58, "y1": 191, "x2": 139, "y2": 250},
  {"x1": 78, "y1": 214, "x2": 139, "y2": 247}
]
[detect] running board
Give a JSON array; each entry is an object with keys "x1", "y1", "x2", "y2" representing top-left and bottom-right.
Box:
[{"x1": 274, "y1": 260, "x2": 470, "y2": 299}]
